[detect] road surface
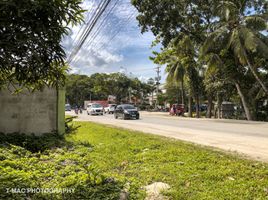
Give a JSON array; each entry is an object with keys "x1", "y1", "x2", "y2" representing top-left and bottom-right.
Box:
[{"x1": 67, "y1": 111, "x2": 268, "y2": 162}]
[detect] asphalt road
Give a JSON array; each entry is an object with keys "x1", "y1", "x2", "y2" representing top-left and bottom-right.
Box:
[{"x1": 67, "y1": 111, "x2": 268, "y2": 162}]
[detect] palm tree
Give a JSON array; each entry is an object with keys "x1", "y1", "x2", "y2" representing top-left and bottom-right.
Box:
[
  {"x1": 166, "y1": 56, "x2": 185, "y2": 105},
  {"x1": 204, "y1": 53, "x2": 256, "y2": 120},
  {"x1": 176, "y1": 36, "x2": 202, "y2": 118},
  {"x1": 201, "y1": 1, "x2": 268, "y2": 96},
  {"x1": 154, "y1": 36, "x2": 203, "y2": 118}
]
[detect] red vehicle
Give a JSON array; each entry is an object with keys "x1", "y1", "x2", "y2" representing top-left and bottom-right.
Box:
[{"x1": 169, "y1": 104, "x2": 185, "y2": 116}]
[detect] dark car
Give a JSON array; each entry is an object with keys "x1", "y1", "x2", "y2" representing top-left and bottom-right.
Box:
[{"x1": 114, "y1": 104, "x2": 140, "y2": 120}]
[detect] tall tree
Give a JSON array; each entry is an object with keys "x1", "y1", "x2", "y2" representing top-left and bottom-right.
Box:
[{"x1": 201, "y1": 1, "x2": 268, "y2": 96}]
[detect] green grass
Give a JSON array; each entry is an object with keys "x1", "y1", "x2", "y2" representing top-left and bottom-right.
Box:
[
  {"x1": 66, "y1": 121, "x2": 268, "y2": 200},
  {"x1": 1, "y1": 121, "x2": 268, "y2": 199}
]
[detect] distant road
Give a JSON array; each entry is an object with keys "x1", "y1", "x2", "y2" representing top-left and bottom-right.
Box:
[{"x1": 67, "y1": 111, "x2": 268, "y2": 162}]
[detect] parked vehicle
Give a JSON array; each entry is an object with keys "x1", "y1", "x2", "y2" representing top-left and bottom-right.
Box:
[
  {"x1": 87, "y1": 103, "x2": 104, "y2": 115},
  {"x1": 104, "y1": 104, "x2": 117, "y2": 114},
  {"x1": 65, "y1": 104, "x2": 71, "y2": 111},
  {"x1": 169, "y1": 104, "x2": 185, "y2": 116},
  {"x1": 114, "y1": 104, "x2": 139, "y2": 120}
]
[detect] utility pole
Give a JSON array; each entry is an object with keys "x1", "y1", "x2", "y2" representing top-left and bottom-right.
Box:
[{"x1": 155, "y1": 65, "x2": 161, "y2": 109}]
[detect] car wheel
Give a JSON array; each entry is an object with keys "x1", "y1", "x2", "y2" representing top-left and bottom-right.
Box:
[
  {"x1": 114, "y1": 114, "x2": 118, "y2": 119},
  {"x1": 136, "y1": 116, "x2": 139, "y2": 120},
  {"x1": 123, "y1": 114, "x2": 127, "y2": 120}
]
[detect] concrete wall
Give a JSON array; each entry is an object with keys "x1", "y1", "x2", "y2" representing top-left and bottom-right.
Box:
[{"x1": 0, "y1": 87, "x2": 64, "y2": 135}]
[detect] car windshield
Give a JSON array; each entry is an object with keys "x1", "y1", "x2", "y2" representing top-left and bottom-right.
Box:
[
  {"x1": 92, "y1": 104, "x2": 102, "y2": 108},
  {"x1": 123, "y1": 105, "x2": 135, "y2": 109}
]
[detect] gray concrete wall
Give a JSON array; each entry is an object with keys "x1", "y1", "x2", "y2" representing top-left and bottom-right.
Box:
[{"x1": 0, "y1": 87, "x2": 58, "y2": 135}]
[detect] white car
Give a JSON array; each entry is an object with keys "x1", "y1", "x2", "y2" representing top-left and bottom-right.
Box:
[
  {"x1": 104, "y1": 104, "x2": 117, "y2": 114},
  {"x1": 87, "y1": 103, "x2": 104, "y2": 115}
]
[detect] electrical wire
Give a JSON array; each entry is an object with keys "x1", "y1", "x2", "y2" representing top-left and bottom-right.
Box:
[{"x1": 67, "y1": 0, "x2": 112, "y2": 63}]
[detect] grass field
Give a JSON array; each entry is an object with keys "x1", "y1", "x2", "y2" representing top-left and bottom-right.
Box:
[{"x1": 66, "y1": 121, "x2": 268, "y2": 199}]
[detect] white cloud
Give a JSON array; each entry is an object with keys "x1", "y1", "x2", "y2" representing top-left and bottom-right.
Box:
[{"x1": 61, "y1": 0, "x2": 159, "y2": 79}]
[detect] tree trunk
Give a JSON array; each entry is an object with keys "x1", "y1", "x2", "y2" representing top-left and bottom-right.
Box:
[
  {"x1": 235, "y1": 82, "x2": 253, "y2": 121},
  {"x1": 188, "y1": 95, "x2": 193, "y2": 118},
  {"x1": 246, "y1": 58, "x2": 268, "y2": 96},
  {"x1": 181, "y1": 80, "x2": 185, "y2": 105},
  {"x1": 206, "y1": 95, "x2": 213, "y2": 118},
  {"x1": 151, "y1": 92, "x2": 154, "y2": 106},
  {"x1": 195, "y1": 95, "x2": 200, "y2": 118},
  {"x1": 216, "y1": 93, "x2": 222, "y2": 119}
]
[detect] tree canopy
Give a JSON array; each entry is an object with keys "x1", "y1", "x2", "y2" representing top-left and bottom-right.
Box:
[
  {"x1": 66, "y1": 73, "x2": 154, "y2": 107},
  {"x1": 0, "y1": 0, "x2": 84, "y2": 89},
  {"x1": 132, "y1": 0, "x2": 268, "y2": 120}
]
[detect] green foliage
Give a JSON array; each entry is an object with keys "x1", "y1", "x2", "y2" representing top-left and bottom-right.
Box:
[
  {"x1": 0, "y1": 0, "x2": 84, "y2": 89},
  {"x1": 0, "y1": 132, "x2": 66, "y2": 153},
  {"x1": 0, "y1": 132, "x2": 122, "y2": 199},
  {"x1": 65, "y1": 116, "x2": 80, "y2": 134},
  {"x1": 66, "y1": 73, "x2": 154, "y2": 106},
  {"x1": 133, "y1": 0, "x2": 268, "y2": 120}
]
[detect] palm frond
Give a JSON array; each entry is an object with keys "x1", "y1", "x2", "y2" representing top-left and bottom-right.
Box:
[
  {"x1": 177, "y1": 36, "x2": 195, "y2": 56},
  {"x1": 206, "y1": 54, "x2": 223, "y2": 74},
  {"x1": 239, "y1": 27, "x2": 268, "y2": 59},
  {"x1": 245, "y1": 16, "x2": 267, "y2": 31},
  {"x1": 215, "y1": 1, "x2": 239, "y2": 21},
  {"x1": 239, "y1": 27, "x2": 258, "y2": 52},
  {"x1": 173, "y1": 62, "x2": 185, "y2": 81},
  {"x1": 166, "y1": 60, "x2": 185, "y2": 84},
  {"x1": 200, "y1": 26, "x2": 228, "y2": 58},
  {"x1": 227, "y1": 28, "x2": 248, "y2": 65}
]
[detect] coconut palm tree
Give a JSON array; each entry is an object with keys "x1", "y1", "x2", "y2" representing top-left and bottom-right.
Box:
[
  {"x1": 174, "y1": 36, "x2": 202, "y2": 118},
  {"x1": 201, "y1": 1, "x2": 268, "y2": 95},
  {"x1": 154, "y1": 35, "x2": 203, "y2": 118},
  {"x1": 166, "y1": 56, "x2": 185, "y2": 105},
  {"x1": 204, "y1": 52, "x2": 257, "y2": 120}
]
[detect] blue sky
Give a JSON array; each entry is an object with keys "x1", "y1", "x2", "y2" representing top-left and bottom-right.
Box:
[{"x1": 61, "y1": 0, "x2": 166, "y2": 83}]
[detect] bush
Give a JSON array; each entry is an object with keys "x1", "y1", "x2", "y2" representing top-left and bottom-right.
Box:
[
  {"x1": 0, "y1": 132, "x2": 66, "y2": 153},
  {"x1": 65, "y1": 116, "x2": 81, "y2": 134},
  {"x1": 0, "y1": 121, "x2": 123, "y2": 199},
  {"x1": 0, "y1": 144, "x2": 122, "y2": 200}
]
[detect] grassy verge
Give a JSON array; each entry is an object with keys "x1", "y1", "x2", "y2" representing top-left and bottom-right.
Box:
[
  {"x1": 67, "y1": 121, "x2": 268, "y2": 199},
  {"x1": 0, "y1": 121, "x2": 268, "y2": 199}
]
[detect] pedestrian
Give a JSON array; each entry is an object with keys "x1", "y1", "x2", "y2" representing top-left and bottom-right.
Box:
[
  {"x1": 75, "y1": 106, "x2": 78, "y2": 115},
  {"x1": 173, "y1": 104, "x2": 176, "y2": 116}
]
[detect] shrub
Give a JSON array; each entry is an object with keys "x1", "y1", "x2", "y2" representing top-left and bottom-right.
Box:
[
  {"x1": 0, "y1": 132, "x2": 66, "y2": 153},
  {"x1": 65, "y1": 116, "x2": 81, "y2": 134},
  {"x1": 0, "y1": 144, "x2": 122, "y2": 200}
]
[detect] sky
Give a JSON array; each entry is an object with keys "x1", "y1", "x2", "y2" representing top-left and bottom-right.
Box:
[{"x1": 61, "y1": 0, "x2": 166, "y2": 83}]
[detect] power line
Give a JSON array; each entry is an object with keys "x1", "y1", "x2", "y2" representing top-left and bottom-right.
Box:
[
  {"x1": 86, "y1": 1, "x2": 133, "y2": 50},
  {"x1": 67, "y1": 0, "x2": 108, "y2": 63},
  {"x1": 67, "y1": 0, "x2": 112, "y2": 64},
  {"x1": 71, "y1": 2, "x2": 97, "y2": 49},
  {"x1": 84, "y1": 0, "x2": 121, "y2": 49},
  {"x1": 68, "y1": 1, "x2": 103, "y2": 60},
  {"x1": 94, "y1": 9, "x2": 136, "y2": 52},
  {"x1": 71, "y1": 6, "x2": 137, "y2": 66}
]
